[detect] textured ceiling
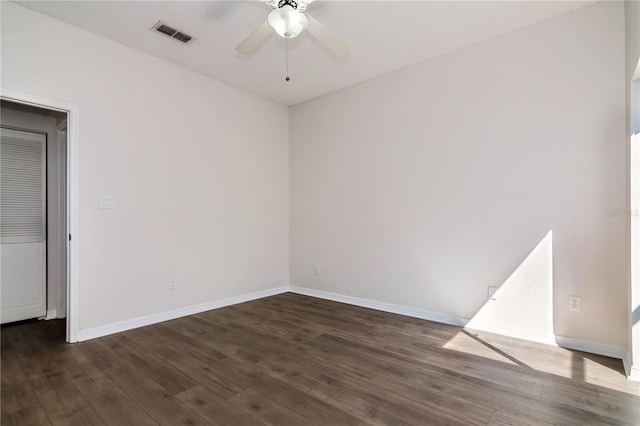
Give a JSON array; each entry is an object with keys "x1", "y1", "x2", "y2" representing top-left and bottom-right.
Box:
[{"x1": 16, "y1": 1, "x2": 593, "y2": 106}]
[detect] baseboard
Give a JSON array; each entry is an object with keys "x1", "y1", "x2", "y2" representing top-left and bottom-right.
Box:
[
  {"x1": 554, "y1": 335, "x2": 627, "y2": 360},
  {"x1": 77, "y1": 285, "x2": 289, "y2": 342},
  {"x1": 629, "y1": 365, "x2": 640, "y2": 382},
  {"x1": 622, "y1": 349, "x2": 631, "y2": 377},
  {"x1": 44, "y1": 309, "x2": 57, "y2": 320},
  {"x1": 289, "y1": 286, "x2": 469, "y2": 327},
  {"x1": 625, "y1": 348, "x2": 640, "y2": 381},
  {"x1": 465, "y1": 323, "x2": 557, "y2": 346}
]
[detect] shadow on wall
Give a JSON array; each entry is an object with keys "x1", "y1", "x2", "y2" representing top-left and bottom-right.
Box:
[{"x1": 464, "y1": 230, "x2": 555, "y2": 345}]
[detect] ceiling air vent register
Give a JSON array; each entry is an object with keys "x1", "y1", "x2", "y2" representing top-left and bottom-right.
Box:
[{"x1": 152, "y1": 21, "x2": 194, "y2": 44}]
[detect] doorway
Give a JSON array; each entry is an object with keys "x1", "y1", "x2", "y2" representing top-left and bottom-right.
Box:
[
  {"x1": 0, "y1": 91, "x2": 78, "y2": 343},
  {"x1": 1, "y1": 101, "x2": 67, "y2": 325}
]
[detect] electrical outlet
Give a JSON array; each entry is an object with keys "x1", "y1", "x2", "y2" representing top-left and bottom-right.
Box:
[
  {"x1": 314, "y1": 265, "x2": 320, "y2": 275},
  {"x1": 169, "y1": 279, "x2": 176, "y2": 290},
  {"x1": 569, "y1": 295, "x2": 581, "y2": 312},
  {"x1": 487, "y1": 286, "x2": 498, "y2": 300}
]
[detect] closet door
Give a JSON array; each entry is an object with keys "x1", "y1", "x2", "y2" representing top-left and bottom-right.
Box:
[{"x1": 1, "y1": 127, "x2": 46, "y2": 324}]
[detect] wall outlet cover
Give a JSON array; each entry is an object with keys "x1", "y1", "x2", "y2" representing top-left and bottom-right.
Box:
[
  {"x1": 569, "y1": 295, "x2": 581, "y2": 312},
  {"x1": 487, "y1": 286, "x2": 498, "y2": 300}
]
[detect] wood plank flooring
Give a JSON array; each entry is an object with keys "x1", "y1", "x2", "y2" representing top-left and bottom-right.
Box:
[{"x1": 2, "y1": 293, "x2": 639, "y2": 425}]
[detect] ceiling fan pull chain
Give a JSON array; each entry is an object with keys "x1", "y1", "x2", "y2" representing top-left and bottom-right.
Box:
[{"x1": 285, "y1": 38, "x2": 290, "y2": 82}]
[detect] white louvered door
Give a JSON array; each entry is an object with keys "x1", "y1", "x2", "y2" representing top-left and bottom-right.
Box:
[{"x1": 1, "y1": 127, "x2": 47, "y2": 324}]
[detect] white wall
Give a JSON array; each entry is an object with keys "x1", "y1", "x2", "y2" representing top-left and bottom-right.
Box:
[
  {"x1": 1, "y1": 103, "x2": 67, "y2": 318},
  {"x1": 1, "y1": 2, "x2": 289, "y2": 332},
  {"x1": 626, "y1": 1, "x2": 640, "y2": 103},
  {"x1": 626, "y1": 0, "x2": 640, "y2": 379},
  {"x1": 1, "y1": 1, "x2": 631, "y2": 353},
  {"x1": 290, "y1": 1, "x2": 628, "y2": 348}
]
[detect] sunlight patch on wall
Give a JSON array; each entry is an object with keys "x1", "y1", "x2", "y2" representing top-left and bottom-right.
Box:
[{"x1": 465, "y1": 231, "x2": 555, "y2": 345}]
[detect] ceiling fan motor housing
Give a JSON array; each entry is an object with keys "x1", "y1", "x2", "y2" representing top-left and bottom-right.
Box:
[
  {"x1": 269, "y1": 0, "x2": 308, "y2": 38},
  {"x1": 237, "y1": 0, "x2": 349, "y2": 56}
]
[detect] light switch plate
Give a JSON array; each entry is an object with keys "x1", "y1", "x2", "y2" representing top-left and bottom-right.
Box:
[{"x1": 99, "y1": 195, "x2": 114, "y2": 209}]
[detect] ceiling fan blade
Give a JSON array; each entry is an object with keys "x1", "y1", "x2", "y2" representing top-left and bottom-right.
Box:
[
  {"x1": 236, "y1": 20, "x2": 273, "y2": 55},
  {"x1": 305, "y1": 15, "x2": 349, "y2": 57}
]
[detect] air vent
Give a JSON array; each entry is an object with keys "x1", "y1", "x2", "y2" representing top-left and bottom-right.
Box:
[
  {"x1": 152, "y1": 21, "x2": 194, "y2": 44},
  {"x1": 172, "y1": 32, "x2": 193, "y2": 44}
]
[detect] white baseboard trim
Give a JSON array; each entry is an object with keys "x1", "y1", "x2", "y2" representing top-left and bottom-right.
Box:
[
  {"x1": 629, "y1": 365, "x2": 640, "y2": 382},
  {"x1": 622, "y1": 349, "x2": 632, "y2": 378},
  {"x1": 625, "y1": 348, "x2": 640, "y2": 382},
  {"x1": 554, "y1": 335, "x2": 627, "y2": 360},
  {"x1": 465, "y1": 324, "x2": 557, "y2": 346},
  {"x1": 289, "y1": 286, "x2": 469, "y2": 327},
  {"x1": 44, "y1": 309, "x2": 57, "y2": 320},
  {"x1": 77, "y1": 285, "x2": 289, "y2": 342}
]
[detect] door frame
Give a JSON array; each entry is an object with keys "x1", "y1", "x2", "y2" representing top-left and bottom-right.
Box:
[{"x1": 1, "y1": 88, "x2": 79, "y2": 343}]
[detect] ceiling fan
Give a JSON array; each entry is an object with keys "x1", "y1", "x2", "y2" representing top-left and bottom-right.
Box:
[{"x1": 236, "y1": 0, "x2": 349, "y2": 57}]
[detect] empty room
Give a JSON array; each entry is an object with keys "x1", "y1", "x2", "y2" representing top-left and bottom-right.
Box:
[{"x1": 1, "y1": 0, "x2": 640, "y2": 424}]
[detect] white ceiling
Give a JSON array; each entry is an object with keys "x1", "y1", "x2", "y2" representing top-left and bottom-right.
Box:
[{"x1": 17, "y1": 1, "x2": 593, "y2": 106}]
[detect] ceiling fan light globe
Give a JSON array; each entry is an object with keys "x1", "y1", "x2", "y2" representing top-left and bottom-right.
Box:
[{"x1": 268, "y1": 5, "x2": 308, "y2": 39}]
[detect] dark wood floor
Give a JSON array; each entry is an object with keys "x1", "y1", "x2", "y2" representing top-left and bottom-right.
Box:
[{"x1": 2, "y1": 293, "x2": 639, "y2": 425}]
